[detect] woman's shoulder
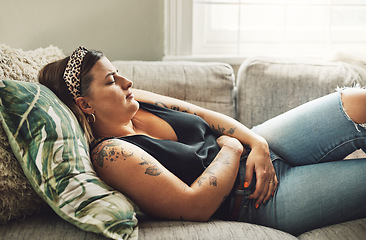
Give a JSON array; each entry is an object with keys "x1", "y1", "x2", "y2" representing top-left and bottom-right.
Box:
[
  {"x1": 91, "y1": 137, "x2": 138, "y2": 155},
  {"x1": 90, "y1": 138, "x2": 141, "y2": 167}
]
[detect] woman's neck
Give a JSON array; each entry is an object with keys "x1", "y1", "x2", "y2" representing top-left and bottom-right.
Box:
[{"x1": 92, "y1": 119, "x2": 137, "y2": 139}]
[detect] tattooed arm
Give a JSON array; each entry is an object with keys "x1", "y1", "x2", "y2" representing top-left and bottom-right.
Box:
[
  {"x1": 133, "y1": 88, "x2": 277, "y2": 208},
  {"x1": 91, "y1": 137, "x2": 242, "y2": 221}
]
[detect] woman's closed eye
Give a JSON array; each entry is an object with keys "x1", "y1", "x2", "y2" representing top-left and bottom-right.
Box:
[
  {"x1": 106, "y1": 72, "x2": 117, "y2": 85},
  {"x1": 107, "y1": 77, "x2": 116, "y2": 85}
]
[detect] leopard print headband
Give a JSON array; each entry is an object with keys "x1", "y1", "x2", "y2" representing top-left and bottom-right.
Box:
[{"x1": 63, "y1": 46, "x2": 89, "y2": 100}]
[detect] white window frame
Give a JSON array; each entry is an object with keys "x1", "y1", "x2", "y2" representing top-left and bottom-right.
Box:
[
  {"x1": 164, "y1": 0, "x2": 245, "y2": 64},
  {"x1": 164, "y1": 0, "x2": 366, "y2": 64},
  {"x1": 164, "y1": 0, "x2": 193, "y2": 57}
]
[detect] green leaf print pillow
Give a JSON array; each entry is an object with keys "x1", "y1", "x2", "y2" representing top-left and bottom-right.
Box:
[{"x1": 0, "y1": 80, "x2": 139, "y2": 240}]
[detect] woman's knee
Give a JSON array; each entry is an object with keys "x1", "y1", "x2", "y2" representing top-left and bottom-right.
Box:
[{"x1": 341, "y1": 88, "x2": 366, "y2": 124}]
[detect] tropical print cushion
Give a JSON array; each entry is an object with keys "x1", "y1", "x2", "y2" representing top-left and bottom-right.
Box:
[
  {"x1": 0, "y1": 80, "x2": 139, "y2": 240},
  {"x1": 0, "y1": 44, "x2": 66, "y2": 223}
]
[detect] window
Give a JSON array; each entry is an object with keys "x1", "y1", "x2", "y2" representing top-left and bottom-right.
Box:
[{"x1": 165, "y1": 0, "x2": 366, "y2": 61}]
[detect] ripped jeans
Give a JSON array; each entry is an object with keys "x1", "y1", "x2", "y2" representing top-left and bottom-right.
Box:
[{"x1": 236, "y1": 91, "x2": 366, "y2": 235}]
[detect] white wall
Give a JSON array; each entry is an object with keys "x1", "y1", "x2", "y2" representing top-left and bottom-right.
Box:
[{"x1": 0, "y1": 0, "x2": 164, "y2": 61}]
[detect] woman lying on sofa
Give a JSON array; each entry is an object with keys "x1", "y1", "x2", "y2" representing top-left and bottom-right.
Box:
[{"x1": 38, "y1": 46, "x2": 366, "y2": 236}]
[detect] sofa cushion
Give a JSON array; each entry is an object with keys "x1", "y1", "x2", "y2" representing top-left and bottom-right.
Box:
[
  {"x1": 0, "y1": 80, "x2": 139, "y2": 239},
  {"x1": 112, "y1": 61, "x2": 236, "y2": 119},
  {"x1": 0, "y1": 44, "x2": 65, "y2": 223},
  {"x1": 298, "y1": 218, "x2": 366, "y2": 240},
  {"x1": 0, "y1": 44, "x2": 65, "y2": 83},
  {"x1": 0, "y1": 211, "x2": 107, "y2": 240},
  {"x1": 237, "y1": 56, "x2": 366, "y2": 128},
  {"x1": 138, "y1": 219, "x2": 297, "y2": 240},
  {"x1": 0, "y1": 210, "x2": 298, "y2": 240}
]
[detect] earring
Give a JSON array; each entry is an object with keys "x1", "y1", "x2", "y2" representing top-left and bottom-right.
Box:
[{"x1": 87, "y1": 113, "x2": 96, "y2": 123}]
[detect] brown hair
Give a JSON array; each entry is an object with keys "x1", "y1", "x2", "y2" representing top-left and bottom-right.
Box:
[{"x1": 38, "y1": 50, "x2": 104, "y2": 144}]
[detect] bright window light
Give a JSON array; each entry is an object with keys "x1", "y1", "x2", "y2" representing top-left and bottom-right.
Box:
[{"x1": 191, "y1": 0, "x2": 366, "y2": 58}]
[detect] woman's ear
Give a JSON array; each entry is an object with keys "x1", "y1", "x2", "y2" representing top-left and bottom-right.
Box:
[{"x1": 75, "y1": 97, "x2": 93, "y2": 115}]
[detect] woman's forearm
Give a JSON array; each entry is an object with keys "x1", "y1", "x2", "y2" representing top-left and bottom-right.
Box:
[
  {"x1": 187, "y1": 145, "x2": 241, "y2": 221},
  {"x1": 200, "y1": 108, "x2": 277, "y2": 208},
  {"x1": 203, "y1": 108, "x2": 267, "y2": 148}
]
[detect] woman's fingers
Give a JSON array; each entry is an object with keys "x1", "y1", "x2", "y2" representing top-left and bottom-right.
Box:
[
  {"x1": 262, "y1": 174, "x2": 278, "y2": 204},
  {"x1": 243, "y1": 143, "x2": 277, "y2": 208},
  {"x1": 243, "y1": 159, "x2": 254, "y2": 188},
  {"x1": 246, "y1": 158, "x2": 277, "y2": 208},
  {"x1": 252, "y1": 173, "x2": 278, "y2": 208},
  {"x1": 252, "y1": 177, "x2": 267, "y2": 208}
]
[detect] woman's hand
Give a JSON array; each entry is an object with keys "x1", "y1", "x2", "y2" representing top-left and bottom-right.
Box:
[
  {"x1": 244, "y1": 139, "x2": 278, "y2": 208},
  {"x1": 216, "y1": 135, "x2": 244, "y2": 155}
]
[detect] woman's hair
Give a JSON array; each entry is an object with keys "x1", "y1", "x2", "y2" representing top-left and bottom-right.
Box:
[{"x1": 38, "y1": 50, "x2": 104, "y2": 144}]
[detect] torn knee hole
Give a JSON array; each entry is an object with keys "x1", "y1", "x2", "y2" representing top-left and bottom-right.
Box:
[{"x1": 339, "y1": 89, "x2": 366, "y2": 131}]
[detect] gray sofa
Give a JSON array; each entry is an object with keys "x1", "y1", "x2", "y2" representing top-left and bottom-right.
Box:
[{"x1": 1, "y1": 52, "x2": 366, "y2": 239}]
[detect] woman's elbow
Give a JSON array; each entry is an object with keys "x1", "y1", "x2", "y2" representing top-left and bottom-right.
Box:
[{"x1": 182, "y1": 194, "x2": 216, "y2": 222}]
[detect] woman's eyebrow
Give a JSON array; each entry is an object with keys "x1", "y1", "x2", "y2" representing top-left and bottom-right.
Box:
[{"x1": 105, "y1": 72, "x2": 115, "y2": 78}]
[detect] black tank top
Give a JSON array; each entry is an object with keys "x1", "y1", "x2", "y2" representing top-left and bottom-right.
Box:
[{"x1": 91, "y1": 101, "x2": 233, "y2": 219}]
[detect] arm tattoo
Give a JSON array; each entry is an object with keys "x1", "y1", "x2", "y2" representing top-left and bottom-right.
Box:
[
  {"x1": 226, "y1": 127, "x2": 236, "y2": 135},
  {"x1": 197, "y1": 176, "x2": 207, "y2": 186},
  {"x1": 209, "y1": 175, "x2": 218, "y2": 187},
  {"x1": 197, "y1": 150, "x2": 232, "y2": 187},
  {"x1": 155, "y1": 101, "x2": 197, "y2": 115},
  {"x1": 171, "y1": 104, "x2": 181, "y2": 111},
  {"x1": 212, "y1": 124, "x2": 237, "y2": 136},
  {"x1": 198, "y1": 172, "x2": 218, "y2": 187},
  {"x1": 216, "y1": 152, "x2": 231, "y2": 165},
  {"x1": 145, "y1": 166, "x2": 162, "y2": 176},
  {"x1": 206, "y1": 170, "x2": 218, "y2": 187},
  {"x1": 92, "y1": 140, "x2": 134, "y2": 168},
  {"x1": 139, "y1": 155, "x2": 163, "y2": 176},
  {"x1": 155, "y1": 101, "x2": 168, "y2": 109}
]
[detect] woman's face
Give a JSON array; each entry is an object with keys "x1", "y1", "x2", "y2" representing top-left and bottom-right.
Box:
[{"x1": 85, "y1": 56, "x2": 139, "y2": 125}]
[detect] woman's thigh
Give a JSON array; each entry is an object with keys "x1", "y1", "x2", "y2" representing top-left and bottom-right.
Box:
[
  {"x1": 251, "y1": 92, "x2": 366, "y2": 166},
  {"x1": 241, "y1": 158, "x2": 366, "y2": 236}
]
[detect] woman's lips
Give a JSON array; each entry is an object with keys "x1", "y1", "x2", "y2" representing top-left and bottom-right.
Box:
[{"x1": 126, "y1": 92, "x2": 134, "y2": 99}]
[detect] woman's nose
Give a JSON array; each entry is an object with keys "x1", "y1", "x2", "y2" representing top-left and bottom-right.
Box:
[{"x1": 118, "y1": 75, "x2": 133, "y2": 89}]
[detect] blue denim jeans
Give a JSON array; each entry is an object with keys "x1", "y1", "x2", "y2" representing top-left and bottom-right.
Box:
[{"x1": 236, "y1": 91, "x2": 366, "y2": 235}]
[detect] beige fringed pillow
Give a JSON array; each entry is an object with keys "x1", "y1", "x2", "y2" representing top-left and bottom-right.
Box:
[{"x1": 0, "y1": 44, "x2": 65, "y2": 223}]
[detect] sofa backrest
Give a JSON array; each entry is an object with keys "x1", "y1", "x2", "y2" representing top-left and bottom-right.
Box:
[
  {"x1": 237, "y1": 56, "x2": 366, "y2": 128},
  {"x1": 112, "y1": 61, "x2": 236, "y2": 118},
  {"x1": 112, "y1": 58, "x2": 366, "y2": 130}
]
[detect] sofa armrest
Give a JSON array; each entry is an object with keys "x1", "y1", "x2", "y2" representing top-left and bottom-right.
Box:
[
  {"x1": 112, "y1": 61, "x2": 236, "y2": 118},
  {"x1": 237, "y1": 56, "x2": 366, "y2": 128}
]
